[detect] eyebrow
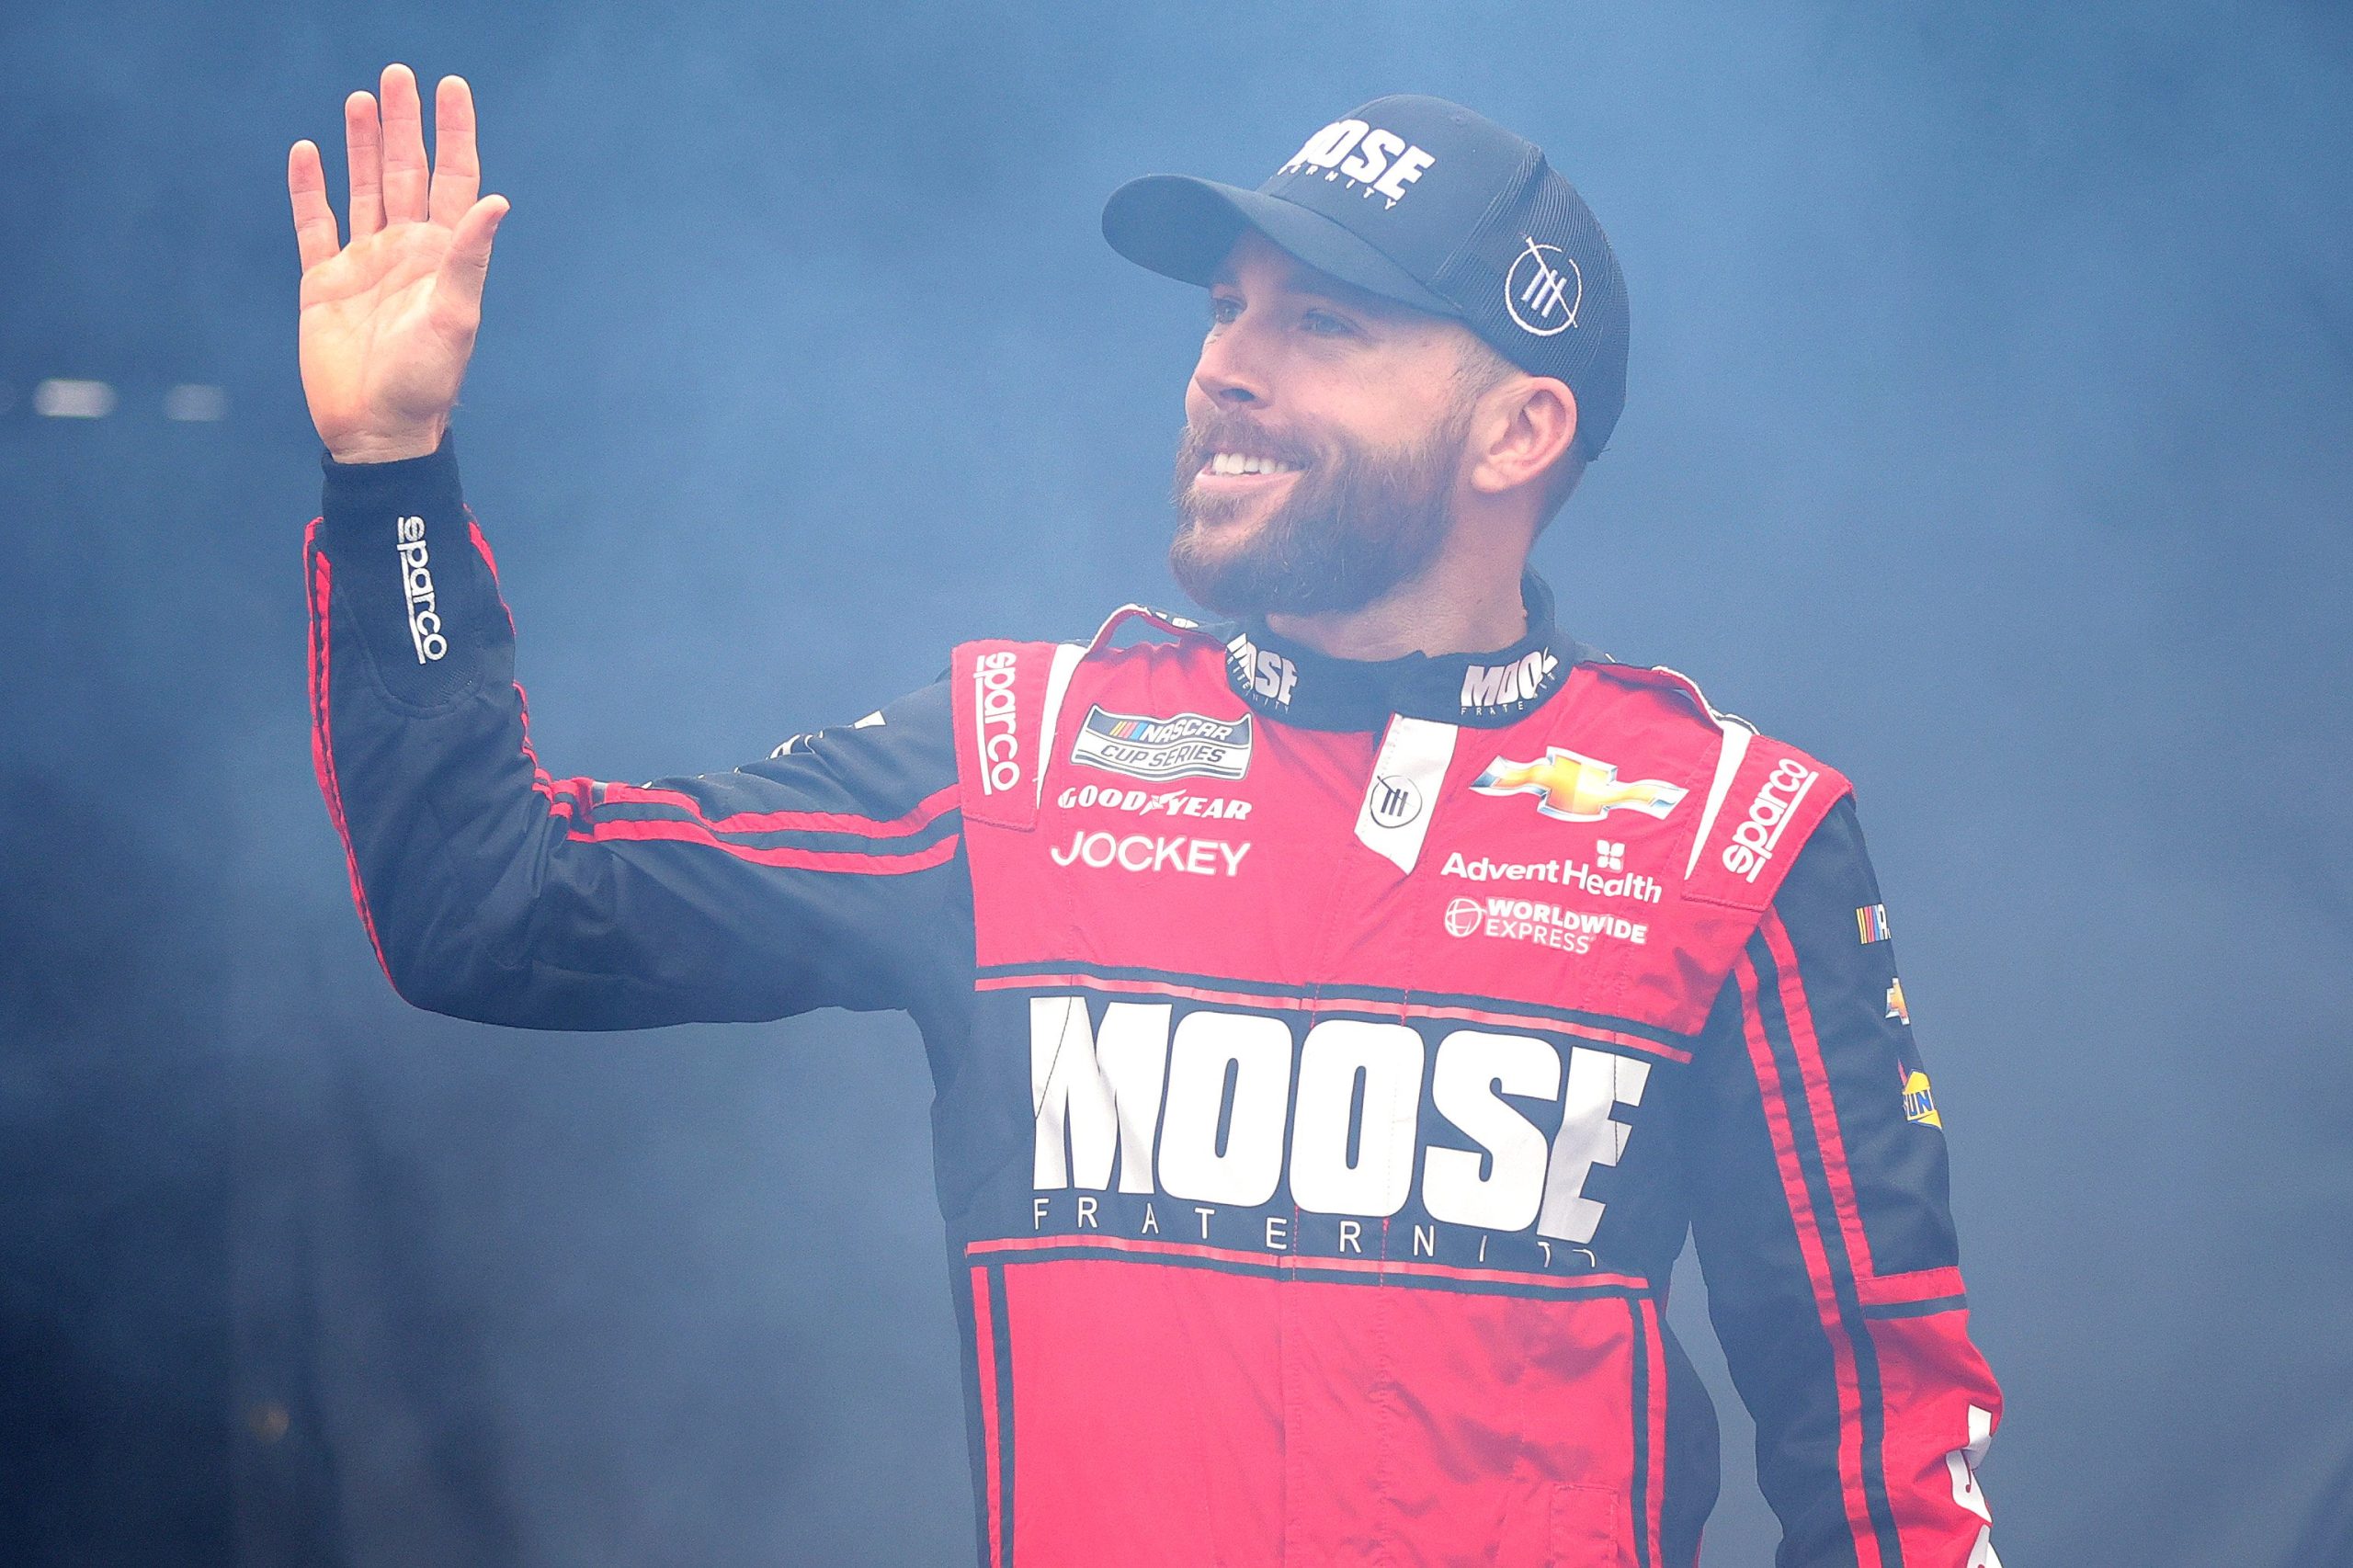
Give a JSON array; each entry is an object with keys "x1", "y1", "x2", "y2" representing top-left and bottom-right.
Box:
[{"x1": 1207, "y1": 271, "x2": 1371, "y2": 312}]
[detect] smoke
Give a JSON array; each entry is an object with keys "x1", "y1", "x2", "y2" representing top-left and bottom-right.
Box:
[{"x1": 3, "y1": 2, "x2": 2347, "y2": 1563}]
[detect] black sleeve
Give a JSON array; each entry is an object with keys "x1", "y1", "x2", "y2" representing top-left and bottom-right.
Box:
[
  {"x1": 1685, "y1": 797, "x2": 2004, "y2": 1567},
  {"x1": 302, "y1": 438, "x2": 970, "y2": 1030}
]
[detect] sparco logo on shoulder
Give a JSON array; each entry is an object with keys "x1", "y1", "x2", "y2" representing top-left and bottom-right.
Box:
[
  {"x1": 1722, "y1": 757, "x2": 1819, "y2": 882},
  {"x1": 972, "y1": 651, "x2": 1021, "y2": 795},
  {"x1": 394, "y1": 517, "x2": 448, "y2": 664}
]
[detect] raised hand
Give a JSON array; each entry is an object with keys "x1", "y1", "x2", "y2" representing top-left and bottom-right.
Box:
[{"x1": 288, "y1": 65, "x2": 509, "y2": 463}]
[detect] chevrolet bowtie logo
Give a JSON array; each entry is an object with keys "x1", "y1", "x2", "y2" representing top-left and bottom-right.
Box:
[{"x1": 1470, "y1": 748, "x2": 1688, "y2": 824}]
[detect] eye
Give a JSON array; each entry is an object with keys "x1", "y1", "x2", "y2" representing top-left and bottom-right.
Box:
[
  {"x1": 1208, "y1": 294, "x2": 1243, "y2": 327},
  {"x1": 1301, "y1": 308, "x2": 1358, "y2": 337}
]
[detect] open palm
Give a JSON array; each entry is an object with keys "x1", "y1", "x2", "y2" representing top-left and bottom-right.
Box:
[{"x1": 288, "y1": 64, "x2": 508, "y2": 462}]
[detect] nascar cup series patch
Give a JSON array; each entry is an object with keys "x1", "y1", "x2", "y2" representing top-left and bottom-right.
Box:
[{"x1": 1071, "y1": 706, "x2": 1254, "y2": 783}]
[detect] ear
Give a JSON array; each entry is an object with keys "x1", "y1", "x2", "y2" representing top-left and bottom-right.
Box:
[{"x1": 1466, "y1": 374, "x2": 1578, "y2": 500}]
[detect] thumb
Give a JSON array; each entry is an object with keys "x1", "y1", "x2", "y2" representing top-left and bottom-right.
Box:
[{"x1": 438, "y1": 194, "x2": 509, "y2": 313}]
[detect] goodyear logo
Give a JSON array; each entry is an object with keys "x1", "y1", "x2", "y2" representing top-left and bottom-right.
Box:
[{"x1": 1470, "y1": 748, "x2": 1687, "y2": 824}]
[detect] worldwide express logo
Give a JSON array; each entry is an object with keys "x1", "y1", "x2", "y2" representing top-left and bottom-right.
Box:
[{"x1": 1444, "y1": 895, "x2": 1649, "y2": 956}]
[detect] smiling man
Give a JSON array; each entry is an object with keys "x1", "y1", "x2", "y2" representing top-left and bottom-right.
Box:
[
  {"x1": 291, "y1": 69, "x2": 2003, "y2": 1567},
  {"x1": 1165, "y1": 232, "x2": 1558, "y2": 636}
]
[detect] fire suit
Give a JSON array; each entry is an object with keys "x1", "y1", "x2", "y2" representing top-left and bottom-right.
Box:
[{"x1": 306, "y1": 439, "x2": 2004, "y2": 1568}]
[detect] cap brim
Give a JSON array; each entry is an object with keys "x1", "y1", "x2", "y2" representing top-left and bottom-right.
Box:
[{"x1": 1102, "y1": 174, "x2": 1455, "y2": 317}]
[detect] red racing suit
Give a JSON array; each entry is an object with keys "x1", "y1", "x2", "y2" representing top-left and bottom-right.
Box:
[{"x1": 306, "y1": 441, "x2": 2004, "y2": 1567}]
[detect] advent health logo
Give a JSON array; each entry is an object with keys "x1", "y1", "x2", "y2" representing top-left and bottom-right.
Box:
[{"x1": 1439, "y1": 850, "x2": 1662, "y2": 904}]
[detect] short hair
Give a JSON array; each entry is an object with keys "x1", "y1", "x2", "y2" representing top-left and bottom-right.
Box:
[{"x1": 1451, "y1": 335, "x2": 1588, "y2": 533}]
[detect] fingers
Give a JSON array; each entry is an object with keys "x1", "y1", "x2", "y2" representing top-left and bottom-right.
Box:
[
  {"x1": 344, "y1": 90, "x2": 384, "y2": 239},
  {"x1": 287, "y1": 141, "x2": 342, "y2": 271},
  {"x1": 427, "y1": 75, "x2": 481, "y2": 228},
  {"x1": 379, "y1": 62, "x2": 430, "y2": 224},
  {"x1": 435, "y1": 195, "x2": 510, "y2": 319}
]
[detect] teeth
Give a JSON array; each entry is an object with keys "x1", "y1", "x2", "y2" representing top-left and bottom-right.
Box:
[{"x1": 1208, "y1": 453, "x2": 1299, "y2": 476}]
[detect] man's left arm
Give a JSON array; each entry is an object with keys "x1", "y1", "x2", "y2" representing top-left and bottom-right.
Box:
[{"x1": 1686, "y1": 796, "x2": 2005, "y2": 1567}]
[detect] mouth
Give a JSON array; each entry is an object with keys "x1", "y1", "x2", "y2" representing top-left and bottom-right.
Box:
[{"x1": 1191, "y1": 450, "x2": 1305, "y2": 498}]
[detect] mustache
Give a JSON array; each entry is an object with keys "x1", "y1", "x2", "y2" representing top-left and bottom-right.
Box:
[{"x1": 1173, "y1": 415, "x2": 1322, "y2": 474}]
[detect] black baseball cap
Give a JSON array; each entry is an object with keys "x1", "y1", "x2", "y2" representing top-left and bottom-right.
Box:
[{"x1": 1103, "y1": 95, "x2": 1630, "y2": 459}]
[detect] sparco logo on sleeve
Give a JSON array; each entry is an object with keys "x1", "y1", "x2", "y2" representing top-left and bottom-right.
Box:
[
  {"x1": 972, "y1": 651, "x2": 1021, "y2": 795},
  {"x1": 394, "y1": 517, "x2": 447, "y2": 663},
  {"x1": 1721, "y1": 757, "x2": 1819, "y2": 882},
  {"x1": 1071, "y1": 706, "x2": 1254, "y2": 783}
]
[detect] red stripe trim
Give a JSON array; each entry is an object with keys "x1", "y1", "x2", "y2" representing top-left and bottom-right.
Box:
[
  {"x1": 1857, "y1": 1267, "x2": 1967, "y2": 1308},
  {"x1": 303, "y1": 528, "x2": 394, "y2": 986},
  {"x1": 461, "y1": 525, "x2": 557, "y2": 808},
  {"x1": 965, "y1": 1233, "x2": 1650, "y2": 1293},
  {"x1": 1640, "y1": 1296, "x2": 1668, "y2": 1568},
  {"x1": 575, "y1": 815, "x2": 961, "y2": 873},
  {"x1": 598, "y1": 779, "x2": 960, "y2": 839},
  {"x1": 1759, "y1": 912, "x2": 1879, "y2": 1278},
  {"x1": 465, "y1": 513, "x2": 502, "y2": 585},
  {"x1": 1761, "y1": 915, "x2": 1938, "y2": 1559},
  {"x1": 969, "y1": 1266, "x2": 1005, "y2": 1568},
  {"x1": 463, "y1": 526, "x2": 579, "y2": 820},
  {"x1": 1733, "y1": 954, "x2": 1884, "y2": 1568},
  {"x1": 972, "y1": 972, "x2": 1690, "y2": 1062}
]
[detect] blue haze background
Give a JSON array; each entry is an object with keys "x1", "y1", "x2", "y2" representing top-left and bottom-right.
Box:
[{"x1": 2, "y1": 1, "x2": 2347, "y2": 1562}]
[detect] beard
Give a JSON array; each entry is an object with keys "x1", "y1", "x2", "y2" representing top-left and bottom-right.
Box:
[{"x1": 1167, "y1": 408, "x2": 1469, "y2": 619}]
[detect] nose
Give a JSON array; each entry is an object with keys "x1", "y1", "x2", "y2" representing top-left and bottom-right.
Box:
[{"x1": 1191, "y1": 320, "x2": 1269, "y2": 411}]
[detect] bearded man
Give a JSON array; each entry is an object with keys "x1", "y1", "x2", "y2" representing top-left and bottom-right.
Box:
[{"x1": 290, "y1": 65, "x2": 2004, "y2": 1567}]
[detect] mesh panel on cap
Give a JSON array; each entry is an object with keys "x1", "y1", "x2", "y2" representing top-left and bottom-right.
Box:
[{"x1": 1432, "y1": 162, "x2": 1629, "y2": 457}]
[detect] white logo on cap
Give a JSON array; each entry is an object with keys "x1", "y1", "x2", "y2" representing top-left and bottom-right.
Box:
[
  {"x1": 1506, "y1": 235, "x2": 1582, "y2": 336},
  {"x1": 1278, "y1": 118, "x2": 1438, "y2": 208}
]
